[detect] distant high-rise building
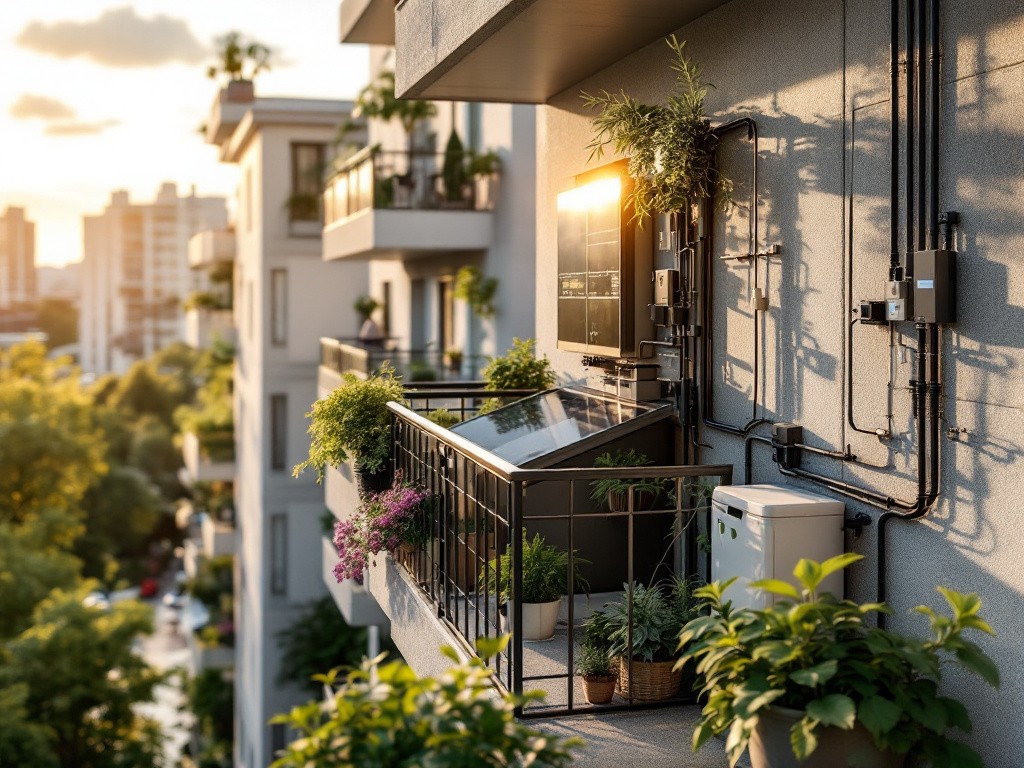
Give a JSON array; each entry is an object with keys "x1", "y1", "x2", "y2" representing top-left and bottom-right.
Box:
[
  {"x1": 0, "y1": 206, "x2": 37, "y2": 309},
  {"x1": 79, "y1": 183, "x2": 227, "y2": 374}
]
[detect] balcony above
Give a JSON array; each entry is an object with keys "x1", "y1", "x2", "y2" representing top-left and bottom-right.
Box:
[
  {"x1": 394, "y1": 0, "x2": 731, "y2": 102},
  {"x1": 340, "y1": 0, "x2": 394, "y2": 44},
  {"x1": 322, "y1": 147, "x2": 494, "y2": 261},
  {"x1": 182, "y1": 430, "x2": 235, "y2": 486},
  {"x1": 188, "y1": 229, "x2": 236, "y2": 269},
  {"x1": 185, "y1": 307, "x2": 236, "y2": 350}
]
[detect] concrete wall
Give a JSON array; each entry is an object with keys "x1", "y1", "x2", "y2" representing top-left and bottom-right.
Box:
[{"x1": 536, "y1": 1, "x2": 1024, "y2": 762}]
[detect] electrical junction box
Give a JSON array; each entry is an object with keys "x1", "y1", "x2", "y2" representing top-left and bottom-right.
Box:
[
  {"x1": 711, "y1": 484, "x2": 846, "y2": 609},
  {"x1": 654, "y1": 269, "x2": 679, "y2": 306},
  {"x1": 885, "y1": 279, "x2": 911, "y2": 321},
  {"x1": 858, "y1": 300, "x2": 886, "y2": 325},
  {"x1": 913, "y1": 249, "x2": 957, "y2": 323}
]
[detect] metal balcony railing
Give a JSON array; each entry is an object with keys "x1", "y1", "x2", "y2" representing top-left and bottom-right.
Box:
[
  {"x1": 323, "y1": 147, "x2": 487, "y2": 225},
  {"x1": 386, "y1": 402, "x2": 734, "y2": 717},
  {"x1": 320, "y1": 336, "x2": 489, "y2": 382}
]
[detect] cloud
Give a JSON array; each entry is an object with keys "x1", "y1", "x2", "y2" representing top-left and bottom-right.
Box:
[
  {"x1": 10, "y1": 93, "x2": 75, "y2": 121},
  {"x1": 16, "y1": 6, "x2": 207, "y2": 67},
  {"x1": 44, "y1": 120, "x2": 120, "y2": 137}
]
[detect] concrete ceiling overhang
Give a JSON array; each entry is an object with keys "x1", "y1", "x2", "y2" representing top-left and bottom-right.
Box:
[
  {"x1": 340, "y1": 0, "x2": 395, "y2": 45},
  {"x1": 395, "y1": 0, "x2": 732, "y2": 103}
]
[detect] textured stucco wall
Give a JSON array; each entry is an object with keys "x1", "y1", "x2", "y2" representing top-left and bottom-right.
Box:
[{"x1": 536, "y1": 0, "x2": 1024, "y2": 762}]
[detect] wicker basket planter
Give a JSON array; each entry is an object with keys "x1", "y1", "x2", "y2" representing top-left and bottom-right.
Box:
[{"x1": 616, "y1": 657, "x2": 681, "y2": 702}]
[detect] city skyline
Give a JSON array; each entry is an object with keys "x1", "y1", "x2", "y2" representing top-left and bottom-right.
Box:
[{"x1": 0, "y1": 1, "x2": 368, "y2": 267}]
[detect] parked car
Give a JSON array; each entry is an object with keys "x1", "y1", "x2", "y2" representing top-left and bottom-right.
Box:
[{"x1": 140, "y1": 577, "x2": 159, "y2": 598}]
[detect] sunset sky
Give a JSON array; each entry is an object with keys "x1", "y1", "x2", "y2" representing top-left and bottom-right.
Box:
[{"x1": 0, "y1": 1, "x2": 369, "y2": 266}]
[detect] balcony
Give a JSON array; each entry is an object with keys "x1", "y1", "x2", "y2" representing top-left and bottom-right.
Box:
[
  {"x1": 320, "y1": 337, "x2": 490, "y2": 382},
  {"x1": 188, "y1": 229, "x2": 235, "y2": 269},
  {"x1": 182, "y1": 430, "x2": 236, "y2": 485},
  {"x1": 393, "y1": 0, "x2": 731, "y2": 102},
  {"x1": 339, "y1": 0, "x2": 394, "y2": 44},
  {"x1": 322, "y1": 147, "x2": 494, "y2": 261},
  {"x1": 185, "y1": 307, "x2": 236, "y2": 350},
  {"x1": 365, "y1": 401, "x2": 732, "y2": 715},
  {"x1": 201, "y1": 514, "x2": 236, "y2": 559}
]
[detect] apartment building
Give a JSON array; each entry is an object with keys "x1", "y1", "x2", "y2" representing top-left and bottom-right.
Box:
[
  {"x1": 316, "y1": 5, "x2": 540, "y2": 653},
  {"x1": 0, "y1": 206, "x2": 36, "y2": 310},
  {"x1": 79, "y1": 183, "x2": 227, "y2": 374},
  {"x1": 375, "y1": 1, "x2": 1024, "y2": 764},
  {"x1": 202, "y1": 84, "x2": 369, "y2": 768}
]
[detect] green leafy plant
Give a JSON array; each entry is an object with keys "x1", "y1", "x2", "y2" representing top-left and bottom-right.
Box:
[
  {"x1": 353, "y1": 70, "x2": 437, "y2": 162},
  {"x1": 587, "y1": 577, "x2": 700, "y2": 663},
  {"x1": 576, "y1": 637, "x2": 614, "y2": 677},
  {"x1": 182, "y1": 291, "x2": 229, "y2": 311},
  {"x1": 589, "y1": 448, "x2": 665, "y2": 507},
  {"x1": 293, "y1": 363, "x2": 406, "y2": 479},
  {"x1": 454, "y1": 265, "x2": 498, "y2": 318},
  {"x1": 353, "y1": 295, "x2": 379, "y2": 322},
  {"x1": 467, "y1": 149, "x2": 502, "y2": 176},
  {"x1": 479, "y1": 338, "x2": 555, "y2": 414},
  {"x1": 678, "y1": 554, "x2": 999, "y2": 768},
  {"x1": 206, "y1": 31, "x2": 271, "y2": 84},
  {"x1": 442, "y1": 129, "x2": 468, "y2": 202},
  {"x1": 425, "y1": 408, "x2": 460, "y2": 429},
  {"x1": 285, "y1": 191, "x2": 320, "y2": 222},
  {"x1": 481, "y1": 532, "x2": 589, "y2": 604},
  {"x1": 270, "y1": 636, "x2": 580, "y2": 768},
  {"x1": 581, "y1": 35, "x2": 732, "y2": 222}
]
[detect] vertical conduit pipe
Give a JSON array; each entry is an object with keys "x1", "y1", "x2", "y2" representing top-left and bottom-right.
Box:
[
  {"x1": 905, "y1": 0, "x2": 916, "y2": 271},
  {"x1": 889, "y1": 0, "x2": 901, "y2": 277},
  {"x1": 917, "y1": 0, "x2": 928, "y2": 252}
]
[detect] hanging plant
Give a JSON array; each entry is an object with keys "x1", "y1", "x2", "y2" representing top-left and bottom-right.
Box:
[{"x1": 581, "y1": 35, "x2": 732, "y2": 221}]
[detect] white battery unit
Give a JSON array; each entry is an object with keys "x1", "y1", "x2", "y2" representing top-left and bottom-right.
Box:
[{"x1": 711, "y1": 484, "x2": 845, "y2": 610}]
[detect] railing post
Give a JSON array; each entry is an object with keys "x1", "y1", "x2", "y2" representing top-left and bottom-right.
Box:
[{"x1": 511, "y1": 479, "x2": 525, "y2": 716}]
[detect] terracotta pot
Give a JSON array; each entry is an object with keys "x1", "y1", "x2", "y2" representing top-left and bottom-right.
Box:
[
  {"x1": 582, "y1": 673, "x2": 617, "y2": 705},
  {"x1": 749, "y1": 706, "x2": 906, "y2": 768},
  {"x1": 616, "y1": 657, "x2": 681, "y2": 702}
]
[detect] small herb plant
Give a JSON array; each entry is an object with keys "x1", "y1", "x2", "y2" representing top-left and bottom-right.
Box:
[
  {"x1": 589, "y1": 448, "x2": 665, "y2": 507},
  {"x1": 581, "y1": 35, "x2": 732, "y2": 221},
  {"x1": 576, "y1": 638, "x2": 614, "y2": 677},
  {"x1": 331, "y1": 473, "x2": 434, "y2": 583},
  {"x1": 679, "y1": 554, "x2": 999, "y2": 768},
  {"x1": 588, "y1": 577, "x2": 700, "y2": 663},
  {"x1": 482, "y1": 532, "x2": 589, "y2": 604},
  {"x1": 479, "y1": 338, "x2": 555, "y2": 414},
  {"x1": 206, "y1": 31, "x2": 271, "y2": 84},
  {"x1": 425, "y1": 408, "x2": 460, "y2": 429},
  {"x1": 353, "y1": 295, "x2": 379, "y2": 321},
  {"x1": 293, "y1": 363, "x2": 406, "y2": 480},
  {"x1": 270, "y1": 637, "x2": 580, "y2": 768}
]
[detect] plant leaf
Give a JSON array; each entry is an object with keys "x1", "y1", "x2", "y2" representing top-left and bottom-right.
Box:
[
  {"x1": 818, "y1": 552, "x2": 863, "y2": 580},
  {"x1": 806, "y1": 694, "x2": 856, "y2": 729},
  {"x1": 792, "y1": 558, "x2": 823, "y2": 592},
  {"x1": 748, "y1": 578, "x2": 800, "y2": 601},
  {"x1": 790, "y1": 660, "x2": 838, "y2": 687},
  {"x1": 953, "y1": 642, "x2": 1000, "y2": 687},
  {"x1": 858, "y1": 695, "x2": 901, "y2": 738},
  {"x1": 789, "y1": 717, "x2": 818, "y2": 760}
]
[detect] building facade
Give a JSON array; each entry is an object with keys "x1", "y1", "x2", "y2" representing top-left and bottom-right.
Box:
[
  {"x1": 384, "y1": 0, "x2": 1024, "y2": 763},
  {"x1": 203, "y1": 86, "x2": 369, "y2": 768},
  {"x1": 79, "y1": 183, "x2": 227, "y2": 374},
  {"x1": 0, "y1": 206, "x2": 36, "y2": 310}
]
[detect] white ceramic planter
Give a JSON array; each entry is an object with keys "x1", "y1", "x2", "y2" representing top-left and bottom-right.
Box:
[{"x1": 520, "y1": 599, "x2": 561, "y2": 641}]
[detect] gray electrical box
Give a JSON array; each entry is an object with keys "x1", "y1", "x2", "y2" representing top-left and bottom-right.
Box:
[
  {"x1": 913, "y1": 250, "x2": 957, "y2": 324},
  {"x1": 654, "y1": 269, "x2": 679, "y2": 306}
]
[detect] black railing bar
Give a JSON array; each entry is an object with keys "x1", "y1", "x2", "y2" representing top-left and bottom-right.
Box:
[
  {"x1": 511, "y1": 481, "x2": 525, "y2": 713},
  {"x1": 520, "y1": 697, "x2": 697, "y2": 720},
  {"x1": 522, "y1": 673, "x2": 576, "y2": 682},
  {"x1": 626, "y1": 508, "x2": 635, "y2": 706},
  {"x1": 567, "y1": 478, "x2": 576, "y2": 712},
  {"x1": 526, "y1": 505, "x2": 714, "y2": 522},
  {"x1": 515, "y1": 465, "x2": 734, "y2": 483}
]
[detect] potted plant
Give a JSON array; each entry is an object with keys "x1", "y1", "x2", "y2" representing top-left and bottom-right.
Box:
[
  {"x1": 444, "y1": 347, "x2": 464, "y2": 373},
  {"x1": 588, "y1": 576, "x2": 700, "y2": 702},
  {"x1": 330, "y1": 473, "x2": 433, "y2": 583},
  {"x1": 441, "y1": 129, "x2": 470, "y2": 206},
  {"x1": 293, "y1": 363, "x2": 406, "y2": 495},
  {"x1": 576, "y1": 637, "x2": 617, "y2": 705},
  {"x1": 284, "y1": 191, "x2": 320, "y2": 222},
  {"x1": 581, "y1": 35, "x2": 732, "y2": 221},
  {"x1": 679, "y1": 554, "x2": 999, "y2": 768},
  {"x1": 468, "y1": 149, "x2": 502, "y2": 210},
  {"x1": 589, "y1": 448, "x2": 665, "y2": 511},
  {"x1": 481, "y1": 532, "x2": 589, "y2": 641},
  {"x1": 206, "y1": 31, "x2": 271, "y2": 103},
  {"x1": 454, "y1": 265, "x2": 498, "y2": 319},
  {"x1": 479, "y1": 338, "x2": 556, "y2": 414}
]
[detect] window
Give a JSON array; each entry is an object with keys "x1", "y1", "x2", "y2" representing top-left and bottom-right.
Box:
[
  {"x1": 437, "y1": 277, "x2": 455, "y2": 352},
  {"x1": 270, "y1": 394, "x2": 287, "y2": 471},
  {"x1": 289, "y1": 143, "x2": 326, "y2": 222},
  {"x1": 381, "y1": 281, "x2": 392, "y2": 337},
  {"x1": 271, "y1": 723, "x2": 287, "y2": 756},
  {"x1": 270, "y1": 269, "x2": 287, "y2": 345},
  {"x1": 270, "y1": 513, "x2": 287, "y2": 595}
]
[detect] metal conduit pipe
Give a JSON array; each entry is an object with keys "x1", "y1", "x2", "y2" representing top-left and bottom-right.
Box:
[
  {"x1": 889, "y1": 0, "x2": 902, "y2": 278},
  {"x1": 702, "y1": 118, "x2": 767, "y2": 436}
]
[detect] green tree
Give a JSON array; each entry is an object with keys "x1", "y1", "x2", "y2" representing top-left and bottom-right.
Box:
[
  {"x1": 0, "y1": 682, "x2": 57, "y2": 767},
  {"x1": 0, "y1": 585, "x2": 166, "y2": 768},
  {"x1": 34, "y1": 298, "x2": 78, "y2": 349}
]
